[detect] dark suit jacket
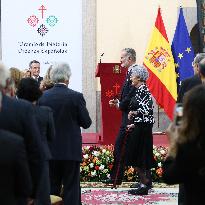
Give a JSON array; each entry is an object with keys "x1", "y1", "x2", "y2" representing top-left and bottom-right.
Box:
[
  {"x1": 39, "y1": 84, "x2": 92, "y2": 161},
  {"x1": 34, "y1": 106, "x2": 55, "y2": 160},
  {"x1": 177, "y1": 75, "x2": 201, "y2": 103},
  {"x1": 37, "y1": 76, "x2": 43, "y2": 86},
  {"x1": 0, "y1": 95, "x2": 43, "y2": 197},
  {"x1": 0, "y1": 129, "x2": 32, "y2": 205},
  {"x1": 163, "y1": 140, "x2": 205, "y2": 205},
  {"x1": 118, "y1": 70, "x2": 136, "y2": 127}
]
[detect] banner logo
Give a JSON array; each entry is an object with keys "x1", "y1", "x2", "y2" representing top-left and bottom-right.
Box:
[{"x1": 27, "y1": 5, "x2": 58, "y2": 36}]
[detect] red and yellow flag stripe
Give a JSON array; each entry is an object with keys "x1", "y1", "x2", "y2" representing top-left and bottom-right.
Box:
[{"x1": 143, "y1": 8, "x2": 177, "y2": 120}]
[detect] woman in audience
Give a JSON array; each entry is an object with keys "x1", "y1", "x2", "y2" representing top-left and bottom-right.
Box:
[
  {"x1": 22, "y1": 69, "x2": 32, "y2": 78},
  {"x1": 17, "y1": 78, "x2": 55, "y2": 205},
  {"x1": 4, "y1": 67, "x2": 23, "y2": 96},
  {"x1": 163, "y1": 85, "x2": 205, "y2": 205},
  {"x1": 40, "y1": 65, "x2": 54, "y2": 91}
]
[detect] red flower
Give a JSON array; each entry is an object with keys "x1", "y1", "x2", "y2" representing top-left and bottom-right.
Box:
[
  {"x1": 108, "y1": 164, "x2": 113, "y2": 169},
  {"x1": 156, "y1": 167, "x2": 163, "y2": 177},
  {"x1": 95, "y1": 166, "x2": 99, "y2": 170}
]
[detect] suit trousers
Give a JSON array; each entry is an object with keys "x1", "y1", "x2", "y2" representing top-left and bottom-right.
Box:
[
  {"x1": 111, "y1": 111, "x2": 129, "y2": 182},
  {"x1": 49, "y1": 160, "x2": 81, "y2": 205},
  {"x1": 35, "y1": 161, "x2": 51, "y2": 205}
]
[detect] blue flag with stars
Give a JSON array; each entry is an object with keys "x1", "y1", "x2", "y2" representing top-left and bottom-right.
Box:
[{"x1": 172, "y1": 7, "x2": 195, "y2": 89}]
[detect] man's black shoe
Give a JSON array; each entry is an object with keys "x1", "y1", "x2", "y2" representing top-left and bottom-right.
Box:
[{"x1": 128, "y1": 186, "x2": 149, "y2": 195}]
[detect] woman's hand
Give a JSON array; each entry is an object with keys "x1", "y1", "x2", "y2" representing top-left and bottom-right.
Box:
[
  {"x1": 166, "y1": 122, "x2": 178, "y2": 144},
  {"x1": 166, "y1": 122, "x2": 179, "y2": 158},
  {"x1": 126, "y1": 124, "x2": 135, "y2": 132},
  {"x1": 128, "y1": 111, "x2": 138, "y2": 120}
]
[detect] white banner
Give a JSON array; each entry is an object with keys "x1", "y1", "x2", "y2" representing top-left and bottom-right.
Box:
[{"x1": 1, "y1": 0, "x2": 82, "y2": 91}]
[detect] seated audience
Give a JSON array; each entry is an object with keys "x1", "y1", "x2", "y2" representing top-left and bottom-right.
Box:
[{"x1": 163, "y1": 85, "x2": 205, "y2": 205}]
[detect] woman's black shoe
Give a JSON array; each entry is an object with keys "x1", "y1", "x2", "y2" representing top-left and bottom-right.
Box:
[
  {"x1": 130, "y1": 182, "x2": 141, "y2": 188},
  {"x1": 130, "y1": 182, "x2": 152, "y2": 189},
  {"x1": 128, "y1": 186, "x2": 149, "y2": 195}
]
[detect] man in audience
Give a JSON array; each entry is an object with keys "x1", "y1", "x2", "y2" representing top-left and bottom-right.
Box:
[
  {"x1": 29, "y1": 60, "x2": 43, "y2": 85},
  {"x1": 0, "y1": 129, "x2": 32, "y2": 205},
  {"x1": 39, "y1": 62, "x2": 92, "y2": 205},
  {"x1": 0, "y1": 61, "x2": 43, "y2": 205},
  {"x1": 177, "y1": 53, "x2": 205, "y2": 103}
]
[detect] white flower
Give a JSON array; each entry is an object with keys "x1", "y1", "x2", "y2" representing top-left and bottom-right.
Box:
[
  {"x1": 155, "y1": 152, "x2": 160, "y2": 157},
  {"x1": 89, "y1": 163, "x2": 94, "y2": 168},
  {"x1": 83, "y1": 154, "x2": 89, "y2": 159},
  {"x1": 103, "y1": 169, "x2": 108, "y2": 173},
  {"x1": 158, "y1": 162, "x2": 162, "y2": 167},
  {"x1": 91, "y1": 170, "x2": 96, "y2": 176},
  {"x1": 84, "y1": 146, "x2": 90, "y2": 150},
  {"x1": 99, "y1": 165, "x2": 105, "y2": 170},
  {"x1": 93, "y1": 151, "x2": 99, "y2": 157},
  {"x1": 160, "y1": 150, "x2": 165, "y2": 155},
  {"x1": 102, "y1": 149, "x2": 106, "y2": 153}
]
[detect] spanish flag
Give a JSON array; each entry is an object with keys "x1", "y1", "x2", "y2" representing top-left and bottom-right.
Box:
[{"x1": 143, "y1": 8, "x2": 177, "y2": 120}]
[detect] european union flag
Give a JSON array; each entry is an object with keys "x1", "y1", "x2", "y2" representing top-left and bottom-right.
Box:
[{"x1": 172, "y1": 7, "x2": 195, "y2": 89}]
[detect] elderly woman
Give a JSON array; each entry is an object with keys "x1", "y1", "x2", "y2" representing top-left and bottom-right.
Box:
[{"x1": 126, "y1": 65, "x2": 155, "y2": 195}]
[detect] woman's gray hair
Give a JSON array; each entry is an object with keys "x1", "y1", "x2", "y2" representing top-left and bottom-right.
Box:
[
  {"x1": 131, "y1": 65, "x2": 149, "y2": 81},
  {"x1": 50, "y1": 62, "x2": 72, "y2": 83},
  {"x1": 0, "y1": 61, "x2": 10, "y2": 88}
]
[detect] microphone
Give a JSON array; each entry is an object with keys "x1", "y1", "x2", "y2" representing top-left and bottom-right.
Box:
[{"x1": 100, "y1": 53, "x2": 104, "y2": 63}]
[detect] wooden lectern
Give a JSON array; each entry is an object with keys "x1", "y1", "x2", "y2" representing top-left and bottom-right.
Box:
[{"x1": 95, "y1": 63, "x2": 127, "y2": 145}]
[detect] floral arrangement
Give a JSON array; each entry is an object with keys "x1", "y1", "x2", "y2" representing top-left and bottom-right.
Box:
[
  {"x1": 151, "y1": 145, "x2": 168, "y2": 181},
  {"x1": 80, "y1": 145, "x2": 114, "y2": 182},
  {"x1": 80, "y1": 145, "x2": 168, "y2": 182}
]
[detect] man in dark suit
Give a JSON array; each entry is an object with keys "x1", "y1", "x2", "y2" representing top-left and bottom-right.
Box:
[
  {"x1": 104, "y1": 48, "x2": 137, "y2": 186},
  {"x1": 177, "y1": 53, "x2": 205, "y2": 205},
  {"x1": 39, "y1": 62, "x2": 92, "y2": 205},
  {"x1": 177, "y1": 53, "x2": 205, "y2": 103},
  {"x1": 29, "y1": 60, "x2": 43, "y2": 85},
  {"x1": 0, "y1": 62, "x2": 43, "y2": 204},
  {"x1": 0, "y1": 129, "x2": 32, "y2": 205}
]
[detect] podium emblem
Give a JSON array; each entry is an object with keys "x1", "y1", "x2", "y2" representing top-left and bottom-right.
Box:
[{"x1": 113, "y1": 65, "x2": 121, "y2": 74}]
